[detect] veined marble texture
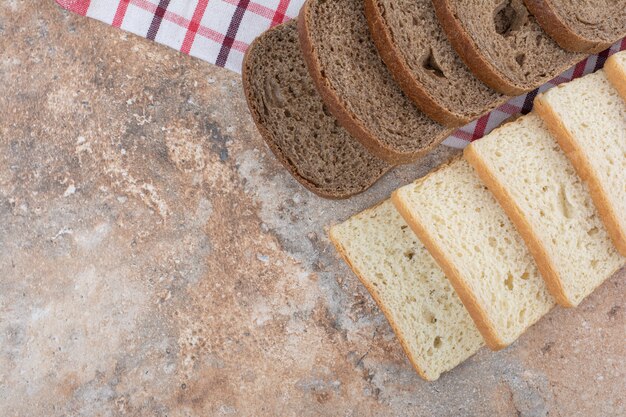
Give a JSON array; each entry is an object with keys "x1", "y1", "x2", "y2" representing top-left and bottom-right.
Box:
[{"x1": 0, "y1": 2, "x2": 624, "y2": 416}]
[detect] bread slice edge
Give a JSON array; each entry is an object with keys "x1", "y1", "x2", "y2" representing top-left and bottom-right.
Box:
[
  {"x1": 241, "y1": 25, "x2": 391, "y2": 199},
  {"x1": 533, "y1": 95, "x2": 626, "y2": 256},
  {"x1": 523, "y1": 0, "x2": 611, "y2": 53},
  {"x1": 328, "y1": 203, "x2": 436, "y2": 381},
  {"x1": 364, "y1": 0, "x2": 469, "y2": 126},
  {"x1": 297, "y1": 1, "x2": 435, "y2": 164},
  {"x1": 390, "y1": 166, "x2": 506, "y2": 350},
  {"x1": 463, "y1": 143, "x2": 574, "y2": 307},
  {"x1": 605, "y1": 54, "x2": 626, "y2": 103},
  {"x1": 432, "y1": 0, "x2": 526, "y2": 95}
]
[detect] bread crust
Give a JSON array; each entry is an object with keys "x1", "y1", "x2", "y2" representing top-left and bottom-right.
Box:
[
  {"x1": 533, "y1": 95, "x2": 626, "y2": 256},
  {"x1": 297, "y1": 0, "x2": 448, "y2": 164},
  {"x1": 329, "y1": 210, "x2": 436, "y2": 381},
  {"x1": 432, "y1": 0, "x2": 527, "y2": 95},
  {"x1": 605, "y1": 54, "x2": 626, "y2": 106},
  {"x1": 241, "y1": 24, "x2": 391, "y2": 199},
  {"x1": 391, "y1": 158, "x2": 507, "y2": 350},
  {"x1": 364, "y1": 0, "x2": 469, "y2": 126},
  {"x1": 523, "y1": 0, "x2": 616, "y2": 54},
  {"x1": 463, "y1": 145, "x2": 574, "y2": 307}
]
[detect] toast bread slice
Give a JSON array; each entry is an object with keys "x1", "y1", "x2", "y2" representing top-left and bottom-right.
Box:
[
  {"x1": 465, "y1": 113, "x2": 624, "y2": 307},
  {"x1": 330, "y1": 200, "x2": 484, "y2": 380},
  {"x1": 392, "y1": 158, "x2": 554, "y2": 349},
  {"x1": 534, "y1": 70, "x2": 626, "y2": 255}
]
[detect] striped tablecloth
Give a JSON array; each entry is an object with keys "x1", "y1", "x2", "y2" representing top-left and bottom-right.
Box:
[{"x1": 55, "y1": 0, "x2": 626, "y2": 147}]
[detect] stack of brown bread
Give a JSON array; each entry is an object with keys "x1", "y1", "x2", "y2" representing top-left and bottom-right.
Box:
[{"x1": 243, "y1": 0, "x2": 625, "y2": 199}]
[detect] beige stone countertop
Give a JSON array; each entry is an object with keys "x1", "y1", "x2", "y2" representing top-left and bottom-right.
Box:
[{"x1": 1, "y1": 2, "x2": 624, "y2": 416}]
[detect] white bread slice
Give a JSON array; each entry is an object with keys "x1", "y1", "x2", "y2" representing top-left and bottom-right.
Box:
[
  {"x1": 330, "y1": 200, "x2": 483, "y2": 381},
  {"x1": 605, "y1": 51, "x2": 626, "y2": 102},
  {"x1": 534, "y1": 70, "x2": 626, "y2": 255},
  {"x1": 392, "y1": 158, "x2": 554, "y2": 350},
  {"x1": 465, "y1": 114, "x2": 625, "y2": 307}
]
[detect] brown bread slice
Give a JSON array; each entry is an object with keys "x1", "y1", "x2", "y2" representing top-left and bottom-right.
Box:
[
  {"x1": 524, "y1": 0, "x2": 626, "y2": 53},
  {"x1": 298, "y1": 0, "x2": 452, "y2": 164},
  {"x1": 365, "y1": 0, "x2": 508, "y2": 126},
  {"x1": 433, "y1": 0, "x2": 584, "y2": 95},
  {"x1": 242, "y1": 21, "x2": 391, "y2": 199}
]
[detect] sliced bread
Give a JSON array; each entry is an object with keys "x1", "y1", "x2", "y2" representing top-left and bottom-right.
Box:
[
  {"x1": 605, "y1": 51, "x2": 626, "y2": 102},
  {"x1": 330, "y1": 200, "x2": 484, "y2": 381},
  {"x1": 392, "y1": 158, "x2": 555, "y2": 350},
  {"x1": 242, "y1": 21, "x2": 391, "y2": 199},
  {"x1": 524, "y1": 0, "x2": 626, "y2": 53},
  {"x1": 534, "y1": 70, "x2": 626, "y2": 255},
  {"x1": 465, "y1": 114, "x2": 625, "y2": 307},
  {"x1": 364, "y1": 0, "x2": 508, "y2": 126},
  {"x1": 298, "y1": 0, "x2": 452, "y2": 164},
  {"x1": 432, "y1": 0, "x2": 584, "y2": 95}
]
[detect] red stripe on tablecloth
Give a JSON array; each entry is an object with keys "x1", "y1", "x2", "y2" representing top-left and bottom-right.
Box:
[
  {"x1": 124, "y1": 0, "x2": 249, "y2": 53},
  {"x1": 112, "y1": 0, "x2": 130, "y2": 28},
  {"x1": 550, "y1": 74, "x2": 571, "y2": 85},
  {"x1": 572, "y1": 59, "x2": 588, "y2": 79},
  {"x1": 497, "y1": 102, "x2": 521, "y2": 116},
  {"x1": 471, "y1": 114, "x2": 490, "y2": 141},
  {"x1": 129, "y1": 0, "x2": 194, "y2": 30},
  {"x1": 147, "y1": 0, "x2": 171, "y2": 40},
  {"x1": 270, "y1": 0, "x2": 291, "y2": 27},
  {"x1": 196, "y1": 26, "x2": 248, "y2": 53},
  {"x1": 181, "y1": 0, "x2": 210, "y2": 54},
  {"x1": 216, "y1": 0, "x2": 250, "y2": 67},
  {"x1": 450, "y1": 129, "x2": 476, "y2": 142}
]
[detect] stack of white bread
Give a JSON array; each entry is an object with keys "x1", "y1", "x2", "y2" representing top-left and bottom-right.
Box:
[{"x1": 330, "y1": 51, "x2": 626, "y2": 381}]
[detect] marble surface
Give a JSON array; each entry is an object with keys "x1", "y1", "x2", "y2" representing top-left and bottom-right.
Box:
[{"x1": 0, "y1": 1, "x2": 624, "y2": 416}]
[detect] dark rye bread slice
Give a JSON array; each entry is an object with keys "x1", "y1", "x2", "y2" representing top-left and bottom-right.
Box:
[
  {"x1": 242, "y1": 21, "x2": 391, "y2": 199},
  {"x1": 524, "y1": 0, "x2": 626, "y2": 53},
  {"x1": 433, "y1": 0, "x2": 585, "y2": 95},
  {"x1": 298, "y1": 0, "x2": 452, "y2": 164},
  {"x1": 365, "y1": 0, "x2": 508, "y2": 126}
]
